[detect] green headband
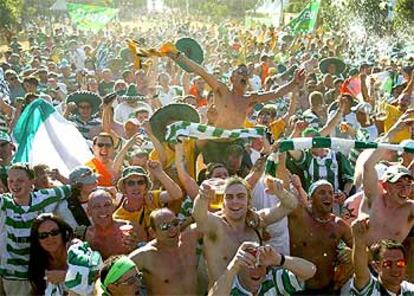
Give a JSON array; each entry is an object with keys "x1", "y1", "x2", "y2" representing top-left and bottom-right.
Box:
[{"x1": 101, "y1": 256, "x2": 136, "y2": 294}]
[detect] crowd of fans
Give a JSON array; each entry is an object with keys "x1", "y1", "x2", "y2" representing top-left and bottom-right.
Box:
[{"x1": 0, "y1": 12, "x2": 414, "y2": 296}]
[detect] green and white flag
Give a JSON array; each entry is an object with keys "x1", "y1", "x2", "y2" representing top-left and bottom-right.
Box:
[
  {"x1": 67, "y1": 3, "x2": 118, "y2": 32},
  {"x1": 13, "y1": 99, "x2": 94, "y2": 176},
  {"x1": 165, "y1": 121, "x2": 265, "y2": 143},
  {"x1": 286, "y1": 0, "x2": 321, "y2": 34}
]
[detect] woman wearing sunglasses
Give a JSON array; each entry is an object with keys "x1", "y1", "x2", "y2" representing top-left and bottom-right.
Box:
[
  {"x1": 100, "y1": 255, "x2": 141, "y2": 296},
  {"x1": 28, "y1": 213, "x2": 73, "y2": 295}
]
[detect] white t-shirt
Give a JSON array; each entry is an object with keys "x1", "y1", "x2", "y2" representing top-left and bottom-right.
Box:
[{"x1": 251, "y1": 178, "x2": 290, "y2": 255}]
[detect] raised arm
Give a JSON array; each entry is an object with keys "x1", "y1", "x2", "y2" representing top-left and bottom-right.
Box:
[
  {"x1": 259, "y1": 177, "x2": 298, "y2": 227},
  {"x1": 281, "y1": 90, "x2": 299, "y2": 123},
  {"x1": 249, "y1": 69, "x2": 304, "y2": 106},
  {"x1": 113, "y1": 134, "x2": 143, "y2": 174},
  {"x1": 193, "y1": 182, "x2": 222, "y2": 234},
  {"x1": 351, "y1": 218, "x2": 371, "y2": 291},
  {"x1": 258, "y1": 245, "x2": 317, "y2": 282},
  {"x1": 147, "y1": 160, "x2": 182, "y2": 204},
  {"x1": 208, "y1": 242, "x2": 259, "y2": 296},
  {"x1": 169, "y1": 53, "x2": 225, "y2": 94},
  {"x1": 244, "y1": 156, "x2": 266, "y2": 190},
  {"x1": 320, "y1": 95, "x2": 345, "y2": 136},
  {"x1": 142, "y1": 120, "x2": 168, "y2": 167},
  {"x1": 175, "y1": 142, "x2": 199, "y2": 199},
  {"x1": 402, "y1": 71, "x2": 414, "y2": 97}
]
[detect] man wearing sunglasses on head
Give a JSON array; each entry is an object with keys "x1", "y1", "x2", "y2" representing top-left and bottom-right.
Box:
[
  {"x1": 129, "y1": 208, "x2": 201, "y2": 295},
  {"x1": 351, "y1": 218, "x2": 414, "y2": 295}
]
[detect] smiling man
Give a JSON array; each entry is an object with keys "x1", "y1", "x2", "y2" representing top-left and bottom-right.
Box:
[
  {"x1": 113, "y1": 164, "x2": 182, "y2": 240},
  {"x1": 288, "y1": 180, "x2": 353, "y2": 293},
  {"x1": 351, "y1": 218, "x2": 414, "y2": 295},
  {"x1": 209, "y1": 242, "x2": 316, "y2": 295},
  {"x1": 193, "y1": 176, "x2": 298, "y2": 285},
  {"x1": 168, "y1": 52, "x2": 304, "y2": 130},
  {"x1": 129, "y1": 208, "x2": 201, "y2": 295},
  {"x1": 362, "y1": 151, "x2": 414, "y2": 245},
  {"x1": 84, "y1": 189, "x2": 137, "y2": 260},
  {"x1": 86, "y1": 132, "x2": 117, "y2": 186},
  {"x1": 0, "y1": 163, "x2": 72, "y2": 296}
]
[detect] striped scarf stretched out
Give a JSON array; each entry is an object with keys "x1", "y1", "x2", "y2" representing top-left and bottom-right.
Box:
[
  {"x1": 265, "y1": 137, "x2": 414, "y2": 177},
  {"x1": 165, "y1": 121, "x2": 265, "y2": 143}
]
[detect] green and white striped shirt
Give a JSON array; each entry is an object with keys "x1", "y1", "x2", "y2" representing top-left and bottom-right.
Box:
[
  {"x1": 350, "y1": 274, "x2": 414, "y2": 296},
  {"x1": 231, "y1": 268, "x2": 304, "y2": 296},
  {"x1": 68, "y1": 114, "x2": 101, "y2": 140},
  {"x1": 292, "y1": 149, "x2": 354, "y2": 192},
  {"x1": 0, "y1": 185, "x2": 71, "y2": 280}
]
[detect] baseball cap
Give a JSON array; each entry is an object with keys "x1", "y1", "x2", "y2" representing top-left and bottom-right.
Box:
[
  {"x1": 382, "y1": 165, "x2": 413, "y2": 183},
  {"x1": 69, "y1": 166, "x2": 97, "y2": 185}
]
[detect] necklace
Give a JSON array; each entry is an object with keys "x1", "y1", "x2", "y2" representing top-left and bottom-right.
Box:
[{"x1": 311, "y1": 212, "x2": 332, "y2": 224}]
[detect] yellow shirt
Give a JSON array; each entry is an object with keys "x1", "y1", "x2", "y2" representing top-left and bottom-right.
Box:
[
  {"x1": 384, "y1": 104, "x2": 410, "y2": 143},
  {"x1": 113, "y1": 190, "x2": 161, "y2": 230},
  {"x1": 149, "y1": 139, "x2": 197, "y2": 179}
]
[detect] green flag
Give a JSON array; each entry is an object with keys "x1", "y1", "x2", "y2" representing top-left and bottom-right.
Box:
[
  {"x1": 287, "y1": 0, "x2": 321, "y2": 34},
  {"x1": 67, "y1": 3, "x2": 118, "y2": 32}
]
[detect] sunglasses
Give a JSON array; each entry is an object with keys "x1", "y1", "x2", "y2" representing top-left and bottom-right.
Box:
[
  {"x1": 382, "y1": 259, "x2": 406, "y2": 269},
  {"x1": 115, "y1": 272, "x2": 140, "y2": 287},
  {"x1": 96, "y1": 143, "x2": 113, "y2": 148},
  {"x1": 159, "y1": 219, "x2": 180, "y2": 231},
  {"x1": 125, "y1": 179, "x2": 146, "y2": 187},
  {"x1": 38, "y1": 229, "x2": 61, "y2": 240}
]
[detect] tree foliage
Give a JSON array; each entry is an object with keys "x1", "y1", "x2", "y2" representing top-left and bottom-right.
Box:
[
  {"x1": 394, "y1": 0, "x2": 414, "y2": 30},
  {"x1": 0, "y1": 0, "x2": 23, "y2": 28}
]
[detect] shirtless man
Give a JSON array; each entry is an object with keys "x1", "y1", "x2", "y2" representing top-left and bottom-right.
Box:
[
  {"x1": 193, "y1": 176, "x2": 298, "y2": 284},
  {"x1": 84, "y1": 189, "x2": 137, "y2": 259},
  {"x1": 129, "y1": 208, "x2": 201, "y2": 295},
  {"x1": 288, "y1": 180, "x2": 353, "y2": 293},
  {"x1": 168, "y1": 52, "x2": 305, "y2": 129},
  {"x1": 361, "y1": 113, "x2": 414, "y2": 245}
]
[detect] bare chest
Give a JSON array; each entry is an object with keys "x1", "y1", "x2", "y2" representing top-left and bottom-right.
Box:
[
  {"x1": 204, "y1": 225, "x2": 259, "y2": 281},
  {"x1": 368, "y1": 203, "x2": 414, "y2": 243},
  {"x1": 143, "y1": 247, "x2": 198, "y2": 292},
  {"x1": 289, "y1": 215, "x2": 340, "y2": 259}
]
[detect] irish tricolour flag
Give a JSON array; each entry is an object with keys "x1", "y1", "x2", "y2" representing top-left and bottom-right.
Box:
[{"x1": 13, "y1": 99, "x2": 93, "y2": 176}]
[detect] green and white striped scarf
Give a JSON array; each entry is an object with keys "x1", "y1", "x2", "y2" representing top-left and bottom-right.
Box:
[
  {"x1": 165, "y1": 121, "x2": 265, "y2": 143},
  {"x1": 278, "y1": 137, "x2": 413, "y2": 153},
  {"x1": 265, "y1": 137, "x2": 414, "y2": 177}
]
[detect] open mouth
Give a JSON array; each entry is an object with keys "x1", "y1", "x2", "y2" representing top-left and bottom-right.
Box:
[{"x1": 98, "y1": 214, "x2": 110, "y2": 219}]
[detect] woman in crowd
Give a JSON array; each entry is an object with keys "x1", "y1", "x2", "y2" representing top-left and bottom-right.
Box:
[{"x1": 28, "y1": 213, "x2": 73, "y2": 295}]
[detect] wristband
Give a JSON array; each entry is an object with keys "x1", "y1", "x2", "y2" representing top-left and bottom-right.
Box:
[{"x1": 279, "y1": 253, "x2": 285, "y2": 267}]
